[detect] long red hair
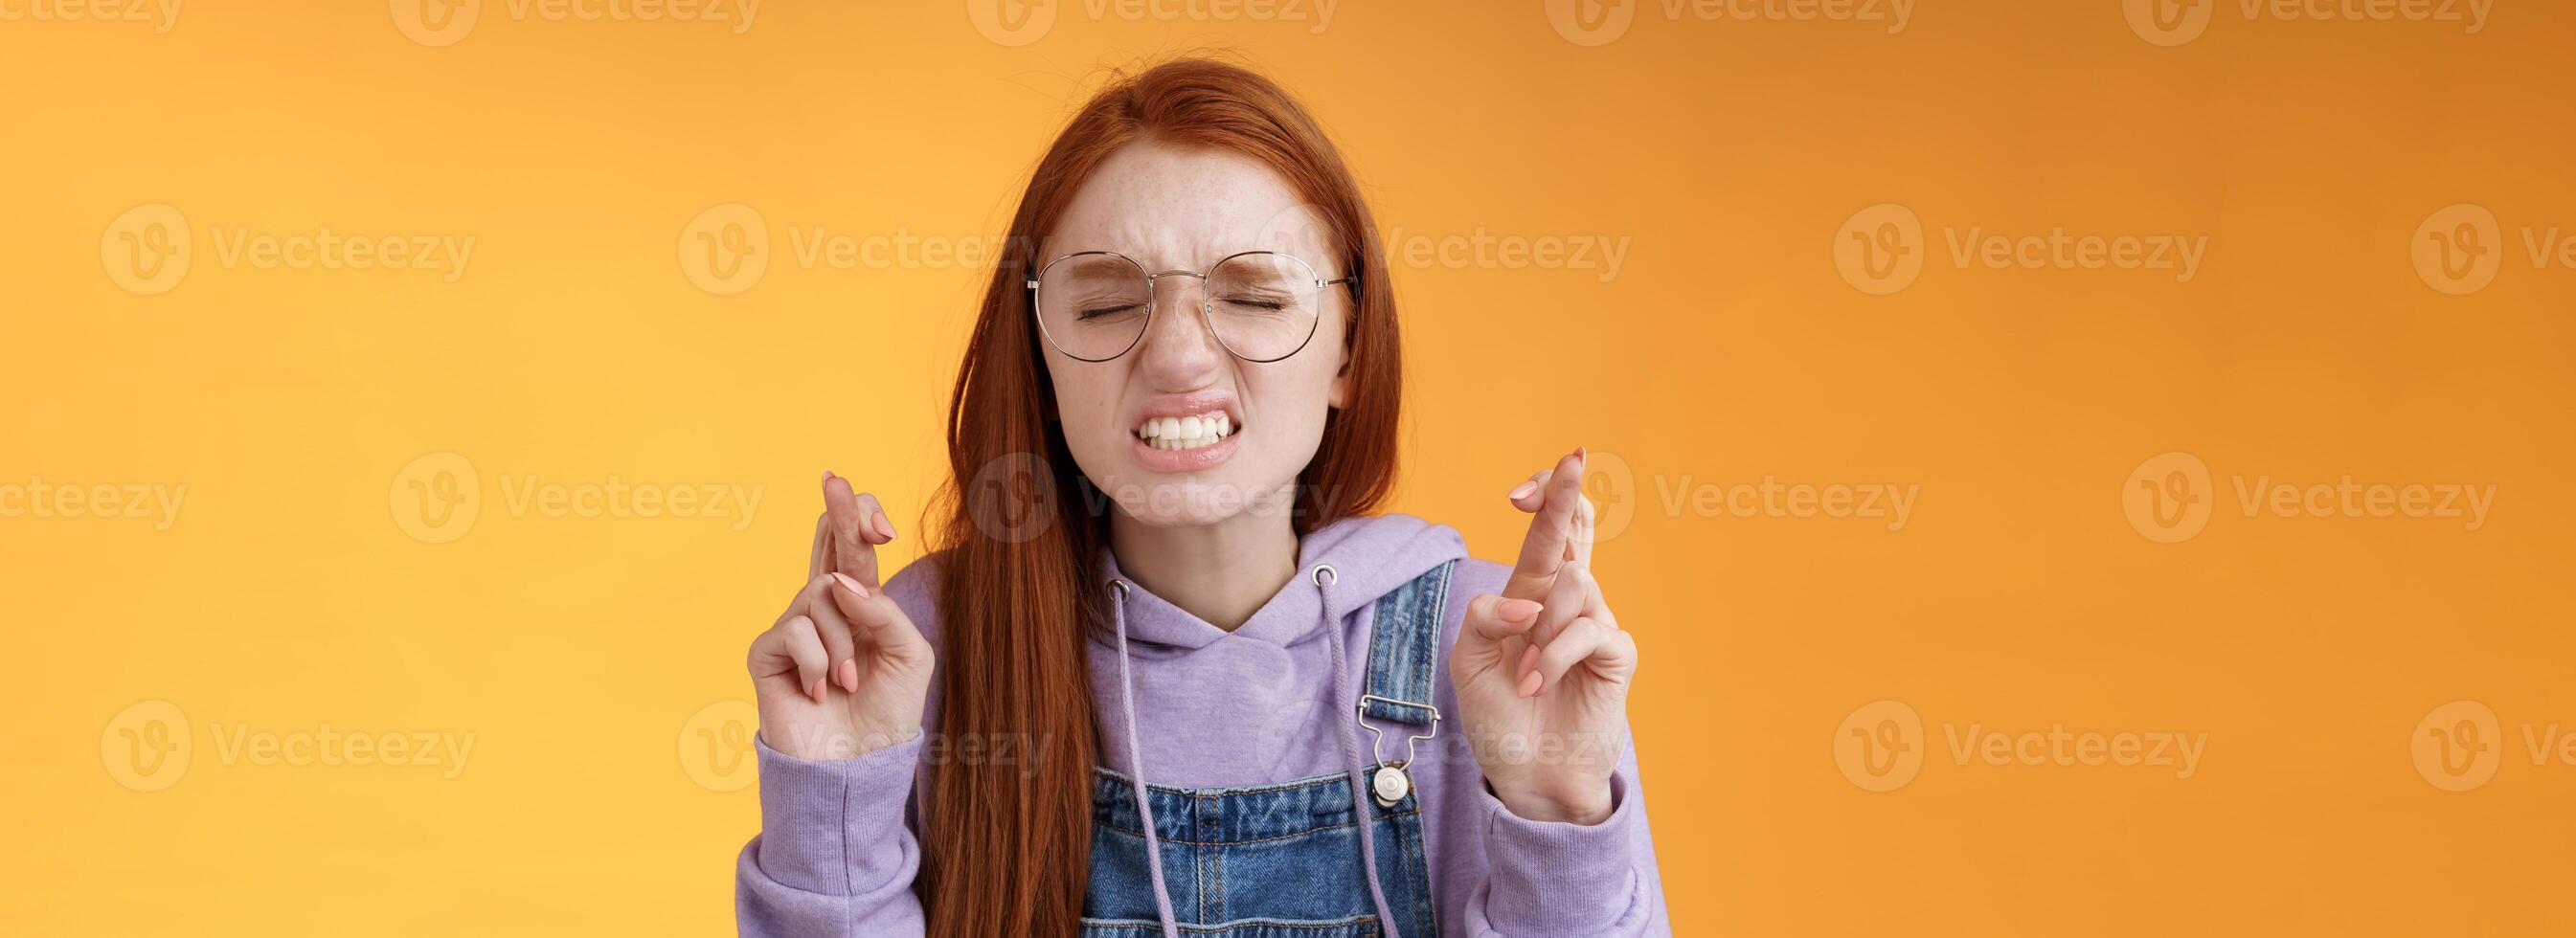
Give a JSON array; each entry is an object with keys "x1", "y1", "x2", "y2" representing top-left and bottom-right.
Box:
[{"x1": 917, "y1": 57, "x2": 1404, "y2": 934}]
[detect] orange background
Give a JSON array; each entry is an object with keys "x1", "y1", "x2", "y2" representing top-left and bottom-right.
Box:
[{"x1": 6, "y1": 1, "x2": 2574, "y2": 934}]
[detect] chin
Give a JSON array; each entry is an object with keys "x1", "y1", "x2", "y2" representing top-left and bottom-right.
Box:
[{"x1": 1088, "y1": 466, "x2": 1303, "y2": 532}]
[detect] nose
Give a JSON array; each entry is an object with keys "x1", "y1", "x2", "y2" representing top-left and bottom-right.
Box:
[{"x1": 1134, "y1": 272, "x2": 1226, "y2": 383}]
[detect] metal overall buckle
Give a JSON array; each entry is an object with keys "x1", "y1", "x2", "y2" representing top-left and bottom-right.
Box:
[{"x1": 1357, "y1": 695, "x2": 1439, "y2": 807}]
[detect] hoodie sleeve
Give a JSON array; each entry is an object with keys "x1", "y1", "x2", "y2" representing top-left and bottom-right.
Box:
[
  {"x1": 735, "y1": 558, "x2": 945, "y2": 937},
  {"x1": 1457, "y1": 735, "x2": 1668, "y2": 936},
  {"x1": 734, "y1": 735, "x2": 927, "y2": 936}
]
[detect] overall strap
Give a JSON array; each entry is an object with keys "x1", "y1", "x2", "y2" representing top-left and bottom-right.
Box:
[{"x1": 1361, "y1": 560, "x2": 1457, "y2": 728}]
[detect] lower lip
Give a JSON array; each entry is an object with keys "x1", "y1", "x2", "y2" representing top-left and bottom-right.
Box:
[{"x1": 1130, "y1": 430, "x2": 1241, "y2": 473}]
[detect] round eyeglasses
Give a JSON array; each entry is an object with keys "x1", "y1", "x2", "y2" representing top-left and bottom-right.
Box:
[{"x1": 1028, "y1": 251, "x2": 1356, "y2": 363}]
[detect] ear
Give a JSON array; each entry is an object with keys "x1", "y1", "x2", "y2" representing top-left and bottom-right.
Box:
[{"x1": 1326, "y1": 339, "x2": 1352, "y2": 409}]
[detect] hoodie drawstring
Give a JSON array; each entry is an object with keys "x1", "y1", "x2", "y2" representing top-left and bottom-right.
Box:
[
  {"x1": 1317, "y1": 564, "x2": 1406, "y2": 938},
  {"x1": 1106, "y1": 568, "x2": 1405, "y2": 938},
  {"x1": 1107, "y1": 579, "x2": 1183, "y2": 938}
]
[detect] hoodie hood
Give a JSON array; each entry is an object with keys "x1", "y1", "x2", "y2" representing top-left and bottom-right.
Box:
[{"x1": 1096, "y1": 513, "x2": 1469, "y2": 651}]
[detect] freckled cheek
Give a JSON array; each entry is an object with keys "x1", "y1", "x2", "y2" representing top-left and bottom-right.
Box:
[
  {"x1": 1238, "y1": 363, "x2": 1337, "y2": 444},
  {"x1": 1047, "y1": 362, "x2": 1129, "y2": 443}
]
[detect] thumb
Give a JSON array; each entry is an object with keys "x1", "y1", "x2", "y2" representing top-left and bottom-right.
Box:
[{"x1": 1454, "y1": 592, "x2": 1544, "y2": 671}]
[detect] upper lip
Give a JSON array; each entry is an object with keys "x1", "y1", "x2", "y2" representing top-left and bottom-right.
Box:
[{"x1": 1131, "y1": 391, "x2": 1239, "y2": 431}]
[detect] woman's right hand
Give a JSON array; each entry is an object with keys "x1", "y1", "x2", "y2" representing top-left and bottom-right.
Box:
[{"x1": 746, "y1": 473, "x2": 936, "y2": 762}]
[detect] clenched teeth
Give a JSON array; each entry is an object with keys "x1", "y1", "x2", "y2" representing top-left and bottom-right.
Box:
[{"x1": 1136, "y1": 412, "x2": 1235, "y2": 451}]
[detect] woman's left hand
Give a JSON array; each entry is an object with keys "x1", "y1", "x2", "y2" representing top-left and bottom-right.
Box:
[{"x1": 1450, "y1": 447, "x2": 1638, "y2": 825}]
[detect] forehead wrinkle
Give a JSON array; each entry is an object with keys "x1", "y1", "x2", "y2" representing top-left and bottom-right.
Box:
[{"x1": 1046, "y1": 143, "x2": 1328, "y2": 272}]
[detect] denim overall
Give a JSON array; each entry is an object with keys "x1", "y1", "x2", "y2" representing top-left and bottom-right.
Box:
[{"x1": 1082, "y1": 561, "x2": 1457, "y2": 938}]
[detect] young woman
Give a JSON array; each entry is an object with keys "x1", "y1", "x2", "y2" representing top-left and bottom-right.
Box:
[{"x1": 736, "y1": 59, "x2": 1667, "y2": 937}]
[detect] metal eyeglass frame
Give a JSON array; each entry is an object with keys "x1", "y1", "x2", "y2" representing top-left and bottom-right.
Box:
[{"x1": 1026, "y1": 249, "x2": 1359, "y2": 364}]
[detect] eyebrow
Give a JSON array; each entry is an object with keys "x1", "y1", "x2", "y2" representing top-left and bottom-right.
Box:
[{"x1": 1053, "y1": 256, "x2": 1140, "y2": 278}]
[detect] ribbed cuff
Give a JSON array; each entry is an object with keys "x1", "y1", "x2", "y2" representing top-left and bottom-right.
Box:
[
  {"x1": 751, "y1": 732, "x2": 924, "y2": 896},
  {"x1": 1480, "y1": 772, "x2": 1647, "y2": 931}
]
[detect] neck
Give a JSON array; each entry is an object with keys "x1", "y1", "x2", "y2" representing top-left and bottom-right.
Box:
[{"x1": 1109, "y1": 504, "x2": 1299, "y2": 632}]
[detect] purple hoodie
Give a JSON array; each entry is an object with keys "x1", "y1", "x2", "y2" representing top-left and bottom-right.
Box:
[{"x1": 736, "y1": 514, "x2": 1670, "y2": 935}]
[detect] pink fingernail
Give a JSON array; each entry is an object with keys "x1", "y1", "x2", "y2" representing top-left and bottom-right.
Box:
[
  {"x1": 1516, "y1": 670, "x2": 1544, "y2": 698},
  {"x1": 831, "y1": 571, "x2": 870, "y2": 599},
  {"x1": 837, "y1": 659, "x2": 858, "y2": 693},
  {"x1": 809, "y1": 677, "x2": 826, "y2": 704},
  {"x1": 1519, "y1": 645, "x2": 1540, "y2": 671},
  {"x1": 1500, "y1": 599, "x2": 1543, "y2": 623},
  {"x1": 872, "y1": 511, "x2": 896, "y2": 541},
  {"x1": 1507, "y1": 481, "x2": 1538, "y2": 501}
]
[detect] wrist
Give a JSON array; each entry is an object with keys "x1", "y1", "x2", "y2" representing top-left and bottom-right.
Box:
[
  {"x1": 1489, "y1": 776, "x2": 1613, "y2": 825},
  {"x1": 767, "y1": 723, "x2": 919, "y2": 762}
]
